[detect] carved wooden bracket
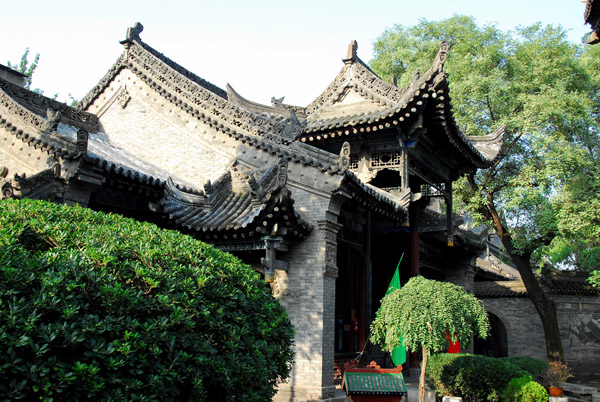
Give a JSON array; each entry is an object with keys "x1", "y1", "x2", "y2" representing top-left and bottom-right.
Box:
[{"x1": 261, "y1": 238, "x2": 289, "y2": 283}]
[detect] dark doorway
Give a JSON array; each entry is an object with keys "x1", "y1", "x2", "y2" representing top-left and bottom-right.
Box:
[{"x1": 474, "y1": 312, "x2": 508, "y2": 357}]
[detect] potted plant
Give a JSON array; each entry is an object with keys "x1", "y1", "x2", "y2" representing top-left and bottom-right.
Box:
[{"x1": 544, "y1": 360, "x2": 573, "y2": 397}]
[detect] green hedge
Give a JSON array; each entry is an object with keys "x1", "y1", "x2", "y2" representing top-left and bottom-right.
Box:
[
  {"x1": 0, "y1": 199, "x2": 294, "y2": 401},
  {"x1": 500, "y1": 356, "x2": 549, "y2": 382},
  {"x1": 427, "y1": 353, "x2": 527, "y2": 401}
]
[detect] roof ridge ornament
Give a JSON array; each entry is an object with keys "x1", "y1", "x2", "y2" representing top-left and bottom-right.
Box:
[
  {"x1": 343, "y1": 40, "x2": 358, "y2": 64},
  {"x1": 433, "y1": 40, "x2": 449, "y2": 72},
  {"x1": 42, "y1": 108, "x2": 61, "y2": 132},
  {"x1": 271, "y1": 96, "x2": 285, "y2": 108},
  {"x1": 120, "y1": 22, "x2": 144, "y2": 45},
  {"x1": 338, "y1": 142, "x2": 351, "y2": 172},
  {"x1": 280, "y1": 109, "x2": 302, "y2": 142}
]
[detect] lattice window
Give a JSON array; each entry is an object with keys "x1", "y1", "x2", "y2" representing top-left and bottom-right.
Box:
[
  {"x1": 371, "y1": 150, "x2": 401, "y2": 168},
  {"x1": 349, "y1": 155, "x2": 359, "y2": 169},
  {"x1": 420, "y1": 183, "x2": 446, "y2": 197},
  {"x1": 381, "y1": 186, "x2": 403, "y2": 194}
]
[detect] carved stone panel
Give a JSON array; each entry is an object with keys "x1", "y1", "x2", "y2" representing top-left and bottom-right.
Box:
[{"x1": 318, "y1": 219, "x2": 342, "y2": 278}]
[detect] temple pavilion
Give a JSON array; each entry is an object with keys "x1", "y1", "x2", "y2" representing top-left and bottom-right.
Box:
[{"x1": 5, "y1": 23, "x2": 596, "y2": 399}]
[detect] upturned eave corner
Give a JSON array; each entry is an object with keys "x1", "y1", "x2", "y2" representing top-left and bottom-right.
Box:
[
  {"x1": 584, "y1": 0, "x2": 600, "y2": 44},
  {"x1": 465, "y1": 125, "x2": 506, "y2": 167},
  {"x1": 159, "y1": 160, "x2": 313, "y2": 245}
]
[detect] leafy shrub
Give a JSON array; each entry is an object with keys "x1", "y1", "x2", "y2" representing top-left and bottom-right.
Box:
[
  {"x1": 501, "y1": 356, "x2": 549, "y2": 382},
  {"x1": 502, "y1": 375, "x2": 548, "y2": 402},
  {"x1": 0, "y1": 199, "x2": 294, "y2": 401},
  {"x1": 427, "y1": 353, "x2": 526, "y2": 401}
]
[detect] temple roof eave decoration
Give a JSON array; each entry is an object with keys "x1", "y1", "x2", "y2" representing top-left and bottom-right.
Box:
[
  {"x1": 77, "y1": 24, "x2": 348, "y2": 171},
  {"x1": 299, "y1": 41, "x2": 505, "y2": 170},
  {"x1": 0, "y1": 78, "x2": 96, "y2": 160},
  {"x1": 584, "y1": 0, "x2": 600, "y2": 44},
  {"x1": 78, "y1": 24, "x2": 313, "y2": 148},
  {"x1": 159, "y1": 159, "x2": 313, "y2": 245},
  {"x1": 340, "y1": 170, "x2": 410, "y2": 223}
]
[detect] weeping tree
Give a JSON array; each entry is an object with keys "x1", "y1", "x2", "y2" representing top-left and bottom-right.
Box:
[
  {"x1": 370, "y1": 276, "x2": 489, "y2": 402},
  {"x1": 371, "y1": 15, "x2": 600, "y2": 362}
]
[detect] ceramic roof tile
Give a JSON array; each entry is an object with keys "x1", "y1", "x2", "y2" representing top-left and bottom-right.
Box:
[
  {"x1": 159, "y1": 160, "x2": 313, "y2": 241},
  {"x1": 474, "y1": 272, "x2": 599, "y2": 298},
  {"x1": 301, "y1": 41, "x2": 505, "y2": 169}
]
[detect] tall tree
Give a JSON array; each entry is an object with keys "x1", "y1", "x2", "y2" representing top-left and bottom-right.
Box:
[
  {"x1": 6, "y1": 48, "x2": 40, "y2": 90},
  {"x1": 371, "y1": 16, "x2": 600, "y2": 361}
]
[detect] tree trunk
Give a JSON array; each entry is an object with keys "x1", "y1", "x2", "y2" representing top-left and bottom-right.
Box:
[
  {"x1": 499, "y1": 236, "x2": 564, "y2": 361},
  {"x1": 478, "y1": 182, "x2": 564, "y2": 361},
  {"x1": 467, "y1": 174, "x2": 565, "y2": 361},
  {"x1": 419, "y1": 344, "x2": 428, "y2": 402}
]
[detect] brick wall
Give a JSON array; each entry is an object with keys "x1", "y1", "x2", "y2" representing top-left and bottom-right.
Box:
[
  {"x1": 482, "y1": 294, "x2": 600, "y2": 387},
  {"x1": 272, "y1": 184, "x2": 340, "y2": 401}
]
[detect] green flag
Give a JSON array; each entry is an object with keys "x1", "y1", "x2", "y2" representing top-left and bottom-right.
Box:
[
  {"x1": 385, "y1": 255, "x2": 403, "y2": 296},
  {"x1": 386, "y1": 254, "x2": 406, "y2": 366}
]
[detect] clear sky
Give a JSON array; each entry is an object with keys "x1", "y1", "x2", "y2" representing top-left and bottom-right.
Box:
[{"x1": 0, "y1": 0, "x2": 589, "y2": 106}]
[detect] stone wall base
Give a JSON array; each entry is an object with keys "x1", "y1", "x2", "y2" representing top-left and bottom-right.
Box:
[{"x1": 274, "y1": 385, "x2": 341, "y2": 402}]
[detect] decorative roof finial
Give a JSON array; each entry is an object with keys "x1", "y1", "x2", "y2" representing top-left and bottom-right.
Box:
[
  {"x1": 121, "y1": 22, "x2": 144, "y2": 44},
  {"x1": 271, "y1": 96, "x2": 285, "y2": 108},
  {"x1": 343, "y1": 40, "x2": 358, "y2": 63},
  {"x1": 42, "y1": 108, "x2": 61, "y2": 132},
  {"x1": 338, "y1": 142, "x2": 351, "y2": 171},
  {"x1": 434, "y1": 41, "x2": 449, "y2": 72}
]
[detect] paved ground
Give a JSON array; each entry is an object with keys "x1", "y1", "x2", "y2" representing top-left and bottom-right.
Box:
[{"x1": 333, "y1": 381, "x2": 436, "y2": 402}]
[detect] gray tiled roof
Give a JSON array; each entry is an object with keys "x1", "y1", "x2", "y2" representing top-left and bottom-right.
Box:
[
  {"x1": 160, "y1": 161, "x2": 313, "y2": 241},
  {"x1": 474, "y1": 272, "x2": 598, "y2": 297},
  {"x1": 300, "y1": 41, "x2": 505, "y2": 169}
]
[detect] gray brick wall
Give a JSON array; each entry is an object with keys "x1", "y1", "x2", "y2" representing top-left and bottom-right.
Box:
[
  {"x1": 272, "y1": 187, "x2": 340, "y2": 401},
  {"x1": 482, "y1": 295, "x2": 600, "y2": 387}
]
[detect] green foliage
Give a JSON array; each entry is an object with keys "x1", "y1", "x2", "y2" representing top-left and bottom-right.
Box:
[
  {"x1": 590, "y1": 270, "x2": 600, "y2": 289},
  {"x1": 502, "y1": 375, "x2": 548, "y2": 402},
  {"x1": 500, "y1": 356, "x2": 549, "y2": 382},
  {"x1": 371, "y1": 16, "x2": 600, "y2": 271},
  {"x1": 6, "y1": 48, "x2": 40, "y2": 90},
  {"x1": 370, "y1": 276, "x2": 489, "y2": 355},
  {"x1": 0, "y1": 199, "x2": 294, "y2": 401},
  {"x1": 427, "y1": 353, "x2": 526, "y2": 401}
]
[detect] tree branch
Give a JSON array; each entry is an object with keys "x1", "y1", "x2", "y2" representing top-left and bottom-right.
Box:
[
  {"x1": 486, "y1": 95, "x2": 496, "y2": 123},
  {"x1": 483, "y1": 130, "x2": 523, "y2": 186}
]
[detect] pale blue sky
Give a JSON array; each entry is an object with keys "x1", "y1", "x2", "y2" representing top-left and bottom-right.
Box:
[{"x1": 0, "y1": 0, "x2": 588, "y2": 105}]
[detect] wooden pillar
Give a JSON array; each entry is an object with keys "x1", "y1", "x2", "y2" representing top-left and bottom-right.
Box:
[
  {"x1": 409, "y1": 203, "x2": 420, "y2": 278},
  {"x1": 348, "y1": 247, "x2": 356, "y2": 352},
  {"x1": 409, "y1": 203, "x2": 420, "y2": 369},
  {"x1": 446, "y1": 181, "x2": 454, "y2": 247},
  {"x1": 400, "y1": 146, "x2": 409, "y2": 189},
  {"x1": 358, "y1": 211, "x2": 371, "y2": 350}
]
